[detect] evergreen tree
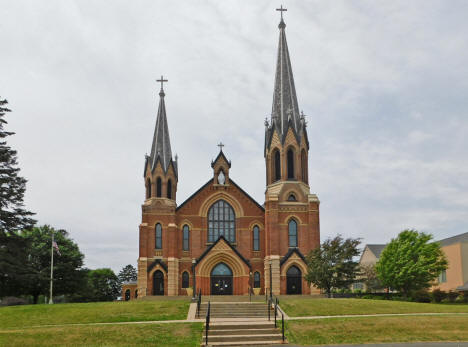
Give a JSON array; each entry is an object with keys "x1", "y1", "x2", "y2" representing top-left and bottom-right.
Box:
[
  {"x1": 376, "y1": 229, "x2": 448, "y2": 296},
  {"x1": 118, "y1": 264, "x2": 137, "y2": 283},
  {"x1": 305, "y1": 235, "x2": 361, "y2": 297},
  {"x1": 0, "y1": 98, "x2": 35, "y2": 297}
]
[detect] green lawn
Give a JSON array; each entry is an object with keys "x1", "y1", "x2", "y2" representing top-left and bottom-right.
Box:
[
  {"x1": 0, "y1": 323, "x2": 203, "y2": 347},
  {"x1": 0, "y1": 300, "x2": 190, "y2": 329},
  {"x1": 286, "y1": 315, "x2": 468, "y2": 345},
  {"x1": 280, "y1": 298, "x2": 468, "y2": 317}
]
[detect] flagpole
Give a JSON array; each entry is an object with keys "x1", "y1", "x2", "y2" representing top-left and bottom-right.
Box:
[{"x1": 49, "y1": 231, "x2": 54, "y2": 304}]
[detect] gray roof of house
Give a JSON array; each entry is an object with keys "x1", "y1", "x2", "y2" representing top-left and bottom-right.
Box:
[
  {"x1": 147, "y1": 87, "x2": 176, "y2": 175},
  {"x1": 457, "y1": 281, "x2": 468, "y2": 291},
  {"x1": 265, "y1": 16, "x2": 308, "y2": 153},
  {"x1": 438, "y1": 232, "x2": 468, "y2": 247},
  {"x1": 366, "y1": 244, "x2": 387, "y2": 259}
]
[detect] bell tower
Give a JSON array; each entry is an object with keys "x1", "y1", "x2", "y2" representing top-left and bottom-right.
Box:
[{"x1": 264, "y1": 8, "x2": 320, "y2": 295}]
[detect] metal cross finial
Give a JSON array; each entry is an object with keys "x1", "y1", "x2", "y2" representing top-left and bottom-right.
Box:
[
  {"x1": 276, "y1": 5, "x2": 287, "y2": 20},
  {"x1": 217, "y1": 142, "x2": 225, "y2": 151},
  {"x1": 156, "y1": 75, "x2": 168, "y2": 90}
]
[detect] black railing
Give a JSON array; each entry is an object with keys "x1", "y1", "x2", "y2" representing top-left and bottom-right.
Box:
[
  {"x1": 196, "y1": 289, "x2": 202, "y2": 318},
  {"x1": 205, "y1": 301, "x2": 211, "y2": 346},
  {"x1": 274, "y1": 297, "x2": 278, "y2": 328},
  {"x1": 281, "y1": 312, "x2": 285, "y2": 342}
]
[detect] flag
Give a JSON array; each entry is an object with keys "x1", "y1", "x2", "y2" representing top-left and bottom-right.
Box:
[{"x1": 52, "y1": 241, "x2": 61, "y2": 256}]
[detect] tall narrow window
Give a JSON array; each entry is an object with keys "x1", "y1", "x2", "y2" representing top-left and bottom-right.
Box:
[
  {"x1": 253, "y1": 225, "x2": 260, "y2": 251},
  {"x1": 253, "y1": 272, "x2": 261, "y2": 288},
  {"x1": 183, "y1": 225, "x2": 190, "y2": 251},
  {"x1": 287, "y1": 149, "x2": 294, "y2": 179},
  {"x1": 182, "y1": 272, "x2": 189, "y2": 288},
  {"x1": 208, "y1": 200, "x2": 236, "y2": 242},
  {"x1": 155, "y1": 223, "x2": 162, "y2": 249},
  {"x1": 156, "y1": 177, "x2": 162, "y2": 197},
  {"x1": 301, "y1": 149, "x2": 308, "y2": 184},
  {"x1": 167, "y1": 179, "x2": 172, "y2": 199},
  {"x1": 274, "y1": 150, "x2": 281, "y2": 181},
  {"x1": 146, "y1": 178, "x2": 151, "y2": 199},
  {"x1": 288, "y1": 219, "x2": 297, "y2": 247}
]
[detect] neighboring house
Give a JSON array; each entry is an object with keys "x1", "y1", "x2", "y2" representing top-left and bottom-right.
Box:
[
  {"x1": 433, "y1": 232, "x2": 468, "y2": 292},
  {"x1": 353, "y1": 244, "x2": 386, "y2": 291}
]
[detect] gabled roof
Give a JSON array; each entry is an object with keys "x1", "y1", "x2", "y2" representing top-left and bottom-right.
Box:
[
  {"x1": 147, "y1": 259, "x2": 168, "y2": 273},
  {"x1": 366, "y1": 244, "x2": 387, "y2": 259},
  {"x1": 438, "y1": 232, "x2": 468, "y2": 247},
  {"x1": 211, "y1": 150, "x2": 231, "y2": 168},
  {"x1": 146, "y1": 87, "x2": 176, "y2": 176},
  {"x1": 194, "y1": 235, "x2": 251, "y2": 269},
  {"x1": 176, "y1": 178, "x2": 264, "y2": 212},
  {"x1": 280, "y1": 247, "x2": 306, "y2": 267}
]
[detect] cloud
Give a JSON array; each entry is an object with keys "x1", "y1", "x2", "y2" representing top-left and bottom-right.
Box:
[{"x1": 1, "y1": 0, "x2": 467, "y2": 272}]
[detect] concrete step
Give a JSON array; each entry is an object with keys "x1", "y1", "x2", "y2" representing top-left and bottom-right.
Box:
[
  {"x1": 210, "y1": 323, "x2": 275, "y2": 330},
  {"x1": 203, "y1": 334, "x2": 282, "y2": 343},
  {"x1": 204, "y1": 341, "x2": 284, "y2": 347},
  {"x1": 210, "y1": 328, "x2": 279, "y2": 336}
]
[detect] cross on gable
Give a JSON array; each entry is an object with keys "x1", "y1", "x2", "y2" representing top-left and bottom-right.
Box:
[
  {"x1": 217, "y1": 142, "x2": 225, "y2": 151},
  {"x1": 276, "y1": 5, "x2": 287, "y2": 20},
  {"x1": 156, "y1": 75, "x2": 168, "y2": 90}
]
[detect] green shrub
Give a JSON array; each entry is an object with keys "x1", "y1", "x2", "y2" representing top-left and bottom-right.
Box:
[
  {"x1": 447, "y1": 291, "x2": 459, "y2": 303},
  {"x1": 431, "y1": 289, "x2": 447, "y2": 303},
  {"x1": 411, "y1": 290, "x2": 431, "y2": 303}
]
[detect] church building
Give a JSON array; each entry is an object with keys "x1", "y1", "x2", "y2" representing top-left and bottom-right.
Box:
[{"x1": 131, "y1": 11, "x2": 320, "y2": 298}]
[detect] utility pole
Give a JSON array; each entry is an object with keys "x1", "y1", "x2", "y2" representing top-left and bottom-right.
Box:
[{"x1": 49, "y1": 231, "x2": 54, "y2": 304}]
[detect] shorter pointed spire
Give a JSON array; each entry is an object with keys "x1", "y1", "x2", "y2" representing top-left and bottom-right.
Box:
[{"x1": 149, "y1": 76, "x2": 173, "y2": 173}]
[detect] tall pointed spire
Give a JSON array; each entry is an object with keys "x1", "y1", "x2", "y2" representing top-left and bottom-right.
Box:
[
  {"x1": 271, "y1": 6, "x2": 302, "y2": 139},
  {"x1": 148, "y1": 76, "x2": 174, "y2": 173}
]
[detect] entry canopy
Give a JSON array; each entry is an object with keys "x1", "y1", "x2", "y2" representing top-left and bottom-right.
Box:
[{"x1": 211, "y1": 263, "x2": 233, "y2": 276}]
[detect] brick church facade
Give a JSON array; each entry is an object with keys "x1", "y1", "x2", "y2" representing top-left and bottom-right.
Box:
[{"x1": 126, "y1": 13, "x2": 320, "y2": 298}]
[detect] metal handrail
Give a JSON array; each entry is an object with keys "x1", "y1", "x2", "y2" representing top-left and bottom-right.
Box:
[
  {"x1": 274, "y1": 297, "x2": 278, "y2": 328},
  {"x1": 205, "y1": 301, "x2": 211, "y2": 346},
  {"x1": 196, "y1": 289, "x2": 202, "y2": 318},
  {"x1": 281, "y1": 312, "x2": 285, "y2": 342}
]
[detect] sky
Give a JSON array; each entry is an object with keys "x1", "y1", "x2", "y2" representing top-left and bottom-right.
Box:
[{"x1": 1, "y1": 0, "x2": 468, "y2": 273}]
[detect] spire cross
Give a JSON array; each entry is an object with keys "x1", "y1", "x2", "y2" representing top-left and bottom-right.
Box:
[
  {"x1": 156, "y1": 75, "x2": 168, "y2": 90},
  {"x1": 276, "y1": 5, "x2": 287, "y2": 20},
  {"x1": 217, "y1": 142, "x2": 225, "y2": 151}
]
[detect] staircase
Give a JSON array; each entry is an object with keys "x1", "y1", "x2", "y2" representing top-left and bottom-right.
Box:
[{"x1": 199, "y1": 302, "x2": 285, "y2": 346}]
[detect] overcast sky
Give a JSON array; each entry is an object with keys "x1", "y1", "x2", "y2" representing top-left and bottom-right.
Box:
[{"x1": 1, "y1": 0, "x2": 468, "y2": 273}]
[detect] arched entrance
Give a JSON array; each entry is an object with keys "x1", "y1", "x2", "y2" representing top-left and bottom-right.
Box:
[
  {"x1": 211, "y1": 263, "x2": 233, "y2": 295},
  {"x1": 125, "y1": 289, "x2": 130, "y2": 301},
  {"x1": 286, "y1": 266, "x2": 302, "y2": 294},
  {"x1": 153, "y1": 270, "x2": 164, "y2": 295}
]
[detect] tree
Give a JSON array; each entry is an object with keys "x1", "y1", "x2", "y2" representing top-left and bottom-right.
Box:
[
  {"x1": 376, "y1": 229, "x2": 448, "y2": 296},
  {"x1": 360, "y1": 263, "x2": 383, "y2": 292},
  {"x1": 21, "y1": 225, "x2": 85, "y2": 303},
  {"x1": 305, "y1": 235, "x2": 361, "y2": 297},
  {"x1": 88, "y1": 268, "x2": 121, "y2": 302},
  {"x1": 118, "y1": 264, "x2": 137, "y2": 283},
  {"x1": 0, "y1": 98, "x2": 36, "y2": 297}
]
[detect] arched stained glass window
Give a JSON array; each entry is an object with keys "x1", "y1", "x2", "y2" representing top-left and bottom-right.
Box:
[
  {"x1": 211, "y1": 263, "x2": 232, "y2": 276},
  {"x1": 156, "y1": 177, "x2": 162, "y2": 197},
  {"x1": 287, "y1": 149, "x2": 295, "y2": 179},
  {"x1": 182, "y1": 272, "x2": 189, "y2": 288},
  {"x1": 253, "y1": 272, "x2": 261, "y2": 288},
  {"x1": 182, "y1": 225, "x2": 189, "y2": 251},
  {"x1": 167, "y1": 179, "x2": 172, "y2": 199},
  {"x1": 155, "y1": 223, "x2": 162, "y2": 249},
  {"x1": 253, "y1": 225, "x2": 260, "y2": 251},
  {"x1": 288, "y1": 219, "x2": 297, "y2": 248},
  {"x1": 208, "y1": 200, "x2": 235, "y2": 243}
]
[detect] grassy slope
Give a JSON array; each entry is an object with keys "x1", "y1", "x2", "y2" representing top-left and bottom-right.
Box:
[
  {"x1": 0, "y1": 323, "x2": 203, "y2": 347},
  {"x1": 0, "y1": 300, "x2": 190, "y2": 329},
  {"x1": 280, "y1": 298, "x2": 468, "y2": 317},
  {"x1": 287, "y1": 315, "x2": 468, "y2": 345}
]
